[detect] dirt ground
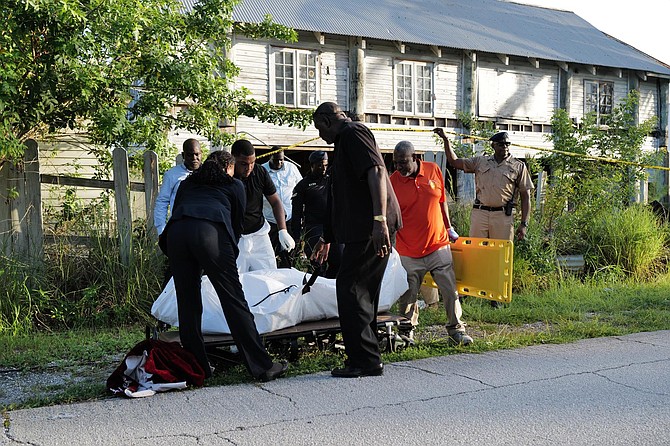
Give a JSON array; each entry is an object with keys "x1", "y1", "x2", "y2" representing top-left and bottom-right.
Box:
[{"x1": 0, "y1": 355, "x2": 125, "y2": 410}]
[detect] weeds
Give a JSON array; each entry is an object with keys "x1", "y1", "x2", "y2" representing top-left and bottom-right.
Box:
[{"x1": 2, "y1": 272, "x2": 669, "y2": 410}]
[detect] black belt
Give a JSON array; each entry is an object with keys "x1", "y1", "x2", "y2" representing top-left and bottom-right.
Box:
[{"x1": 473, "y1": 204, "x2": 504, "y2": 212}]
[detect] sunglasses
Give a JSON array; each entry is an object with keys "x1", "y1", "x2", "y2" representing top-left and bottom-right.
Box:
[{"x1": 495, "y1": 142, "x2": 511, "y2": 147}]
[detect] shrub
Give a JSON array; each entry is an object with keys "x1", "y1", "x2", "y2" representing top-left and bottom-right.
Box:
[{"x1": 513, "y1": 215, "x2": 559, "y2": 292}]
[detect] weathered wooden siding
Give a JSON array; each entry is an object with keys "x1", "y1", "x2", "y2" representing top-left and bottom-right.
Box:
[
  {"x1": 568, "y1": 70, "x2": 629, "y2": 120},
  {"x1": 434, "y1": 57, "x2": 461, "y2": 117},
  {"x1": 364, "y1": 41, "x2": 461, "y2": 118},
  {"x1": 477, "y1": 56, "x2": 558, "y2": 123},
  {"x1": 639, "y1": 79, "x2": 659, "y2": 124},
  {"x1": 230, "y1": 32, "x2": 348, "y2": 146},
  {"x1": 364, "y1": 52, "x2": 394, "y2": 113},
  {"x1": 38, "y1": 137, "x2": 109, "y2": 217},
  {"x1": 35, "y1": 136, "x2": 150, "y2": 226},
  {"x1": 317, "y1": 35, "x2": 349, "y2": 106},
  {"x1": 231, "y1": 38, "x2": 270, "y2": 102}
]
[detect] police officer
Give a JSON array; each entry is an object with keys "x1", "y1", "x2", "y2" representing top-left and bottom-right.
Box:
[
  {"x1": 434, "y1": 129, "x2": 533, "y2": 241},
  {"x1": 291, "y1": 150, "x2": 342, "y2": 278},
  {"x1": 435, "y1": 129, "x2": 533, "y2": 308}
]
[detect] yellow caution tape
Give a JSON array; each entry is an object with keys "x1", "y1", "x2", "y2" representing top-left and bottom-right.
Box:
[
  {"x1": 246, "y1": 127, "x2": 668, "y2": 171},
  {"x1": 366, "y1": 127, "x2": 670, "y2": 172},
  {"x1": 252, "y1": 137, "x2": 323, "y2": 159}
]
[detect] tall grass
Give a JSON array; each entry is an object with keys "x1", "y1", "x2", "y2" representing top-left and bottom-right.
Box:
[
  {"x1": 584, "y1": 205, "x2": 668, "y2": 279},
  {"x1": 0, "y1": 196, "x2": 164, "y2": 334},
  {"x1": 447, "y1": 199, "x2": 471, "y2": 236},
  {"x1": 0, "y1": 257, "x2": 38, "y2": 335}
]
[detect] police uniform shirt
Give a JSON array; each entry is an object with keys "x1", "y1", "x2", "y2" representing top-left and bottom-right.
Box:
[
  {"x1": 461, "y1": 154, "x2": 533, "y2": 207},
  {"x1": 291, "y1": 171, "x2": 329, "y2": 236}
]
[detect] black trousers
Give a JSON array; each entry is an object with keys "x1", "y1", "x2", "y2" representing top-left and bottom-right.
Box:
[
  {"x1": 336, "y1": 238, "x2": 390, "y2": 369},
  {"x1": 268, "y1": 221, "x2": 293, "y2": 268},
  {"x1": 303, "y1": 224, "x2": 342, "y2": 279},
  {"x1": 167, "y1": 217, "x2": 273, "y2": 378}
]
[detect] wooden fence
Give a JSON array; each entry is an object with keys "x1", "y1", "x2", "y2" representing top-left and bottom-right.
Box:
[{"x1": 0, "y1": 140, "x2": 159, "y2": 266}]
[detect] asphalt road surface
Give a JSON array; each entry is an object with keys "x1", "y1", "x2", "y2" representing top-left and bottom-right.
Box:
[{"x1": 3, "y1": 330, "x2": 669, "y2": 445}]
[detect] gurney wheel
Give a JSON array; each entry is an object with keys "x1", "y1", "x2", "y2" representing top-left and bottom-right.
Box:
[{"x1": 266, "y1": 338, "x2": 301, "y2": 362}]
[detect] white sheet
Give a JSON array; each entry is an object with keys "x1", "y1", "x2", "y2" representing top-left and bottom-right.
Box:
[{"x1": 152, "y1": 249, "x2": 408, "y2": 334}]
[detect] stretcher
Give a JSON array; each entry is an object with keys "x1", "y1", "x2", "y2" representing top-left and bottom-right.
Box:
[
  {"x1": 155, "y1": 312, "x2": 414, "y2": 361},
  {"x1": 151, "y1": 238, "x2": 513, "y2": 362},
  {"x1": 422, "y1": 237, "x2": 514, "y2": 303},
  {"x1": 151, "y1": 250, "x2": 413, "y2": 361}
]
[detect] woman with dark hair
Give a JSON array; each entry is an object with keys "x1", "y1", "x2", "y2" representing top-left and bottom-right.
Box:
[{"x1": 162, "y1": 150, "x2": 287, "y2": 381}]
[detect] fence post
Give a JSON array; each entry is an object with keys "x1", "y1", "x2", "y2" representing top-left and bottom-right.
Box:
[
  {"x1": 535, "y1": 170, "x2": 544, "y2": 211},
  {"x1": 0, "y1": 141, "x2": 43, "y2": 260},
  {"x1": 113, "y1": 147, "x2": 132, "y2": 266},
  {"x1": 143, "y1": 151, "x2": 159, "y2": 239},
  {"x1": 0, "y1": 156, "x2": 11, "y2": 255},
  {"x1": 23, "y1": 140, "x2": 43, "y2": 260}
]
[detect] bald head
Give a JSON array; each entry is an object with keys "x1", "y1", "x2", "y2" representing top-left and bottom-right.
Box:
[
  {"x1": 313, "y1": 102, "x2": 342, "y2": 116},
  {"x1": 394, "y1": 140, "x2": 415, "y2": 156},
  {"x1": 313, "y1": 102, "x2": 349, "y2": 145},
  {"x1": 393, "y1": 140, "x2": 418, "y2": 177},
  {"x1": 182, "y1": 138, "x2": 202, "y2": 171}
]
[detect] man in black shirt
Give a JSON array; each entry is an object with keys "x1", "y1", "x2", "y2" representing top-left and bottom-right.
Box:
[
  {"x1": 291, "y1": 150, "x2": 342, "y2": 278},
  {"x1": 311, "y1": 102, "x2": 402, "y2": 378},
  {"x1": 231, "y1": 140, "x2": 295, "y2": 272}
]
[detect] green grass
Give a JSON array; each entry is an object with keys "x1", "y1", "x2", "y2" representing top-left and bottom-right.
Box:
[{"x1": 2, "y1": 273, "x2": 669, "y2": 411}]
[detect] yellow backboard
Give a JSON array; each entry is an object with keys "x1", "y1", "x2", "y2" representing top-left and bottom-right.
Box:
[{"x1": 422, "y1": 237, "x2": 514, "y2": 303}]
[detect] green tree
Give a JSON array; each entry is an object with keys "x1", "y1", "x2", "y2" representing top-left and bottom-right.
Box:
[
  {"x1": 0, "y1": 0, "x2": 313, "y2": 164},
  {"x1": 541, "y1": 90, "x2": 660, "y2": 254}
]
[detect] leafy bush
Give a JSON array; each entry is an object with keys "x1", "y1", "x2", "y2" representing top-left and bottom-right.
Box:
[{"x1": 513, "y1": 219, "x2": 559, "y2": 291}]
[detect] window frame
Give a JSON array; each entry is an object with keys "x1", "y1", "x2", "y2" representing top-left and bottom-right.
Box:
[
  {"x1": 393, "y1": 60, "x2": 435, "y2": 116},
  {"x1": 583, "y1": 80, "x2": 614, "y2": 124},
  {"x1": 269, "y1": 47, "x2": 319, "y2": 108}
]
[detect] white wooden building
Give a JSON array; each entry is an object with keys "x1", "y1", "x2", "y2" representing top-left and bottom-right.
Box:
[
  {"x1": 177, "y1": 0, "x2": 670, "y2": 201},
  {"x1": 38, "y1": 0, "x2": 670, "y2": 210}
]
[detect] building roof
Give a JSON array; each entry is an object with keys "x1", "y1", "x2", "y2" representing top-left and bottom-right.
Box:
[{"x1": 182, "y1": 0, "x2": 670, "y2": 76}]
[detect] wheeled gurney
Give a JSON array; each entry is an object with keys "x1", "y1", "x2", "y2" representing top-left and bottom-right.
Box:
[
  {"x1": 156, "y1": 312, "x2": 414, "y2": 361},
  {"x1": 151, "y1": 250, "x2": 413, "y2": 360},
  {"x1": 151, "y1": 238, "x2": 514, "y2": 360}
]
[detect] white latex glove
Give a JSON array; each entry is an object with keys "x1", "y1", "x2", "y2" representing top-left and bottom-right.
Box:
[
  {"x1": 278, "y1": 229, "x2": 296, "y2": 251},
  {"x1": 447, "y1": 227, "x2": 459, "y2": 242}
]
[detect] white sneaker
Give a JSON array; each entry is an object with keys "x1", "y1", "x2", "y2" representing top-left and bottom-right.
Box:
[{"x1": 448, "y1": 332, "x2": 473, "y2": 346}]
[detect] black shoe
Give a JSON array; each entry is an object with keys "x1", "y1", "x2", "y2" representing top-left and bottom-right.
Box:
[
  {"x1": 331, "y1": 364, "x2": 384, "y2": 378},
  {"x1": 259, "y1": 361, "x2": 289, "y2": 382}
]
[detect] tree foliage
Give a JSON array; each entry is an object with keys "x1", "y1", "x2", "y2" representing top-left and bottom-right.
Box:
[
  {"x1": 0, "y1": 0, "x2": 313, "y2": 163},
  {"x1": 539, "y1": 90, "x2": 661, "y2": 254}
]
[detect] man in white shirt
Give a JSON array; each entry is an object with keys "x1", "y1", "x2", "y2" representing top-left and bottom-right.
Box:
[
  {"x1": 154, "y1": 139, "x2": 203, "y2": 236},
  {"x1": 262, "y1": 148, "x2": 302, "y2": 267}
]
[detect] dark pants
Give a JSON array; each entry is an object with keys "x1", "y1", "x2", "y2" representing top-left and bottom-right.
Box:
[
  {"x1": 304, "y1": 224, "x2": 342, "y2": 279},
  {"x1": 167, "y1": 217, "x2": 273, "y2": 379},
  {"x1": 336, "y1": 238, "x2": 390, "y2": 369},
  {"x1": 269, "y1": 221, "x2": 293, "y2": 268}
]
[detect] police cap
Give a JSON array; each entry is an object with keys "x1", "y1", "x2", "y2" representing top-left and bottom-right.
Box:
[
  {"x1": 489, "y1": 132, "x2": 511, "y2": 143},
  {"x1": 308, "y1": 150, "x2": 328, "y2": 164}
]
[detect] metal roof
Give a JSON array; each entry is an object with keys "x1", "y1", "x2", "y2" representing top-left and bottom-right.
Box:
[{"x1": 182, "y1": 0, "x2": 670, "y2": 76}]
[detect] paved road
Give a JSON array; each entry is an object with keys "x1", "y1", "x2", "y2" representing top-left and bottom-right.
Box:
[{"x1": 3, "y1": 330, "x2": 669, "y2": 445}]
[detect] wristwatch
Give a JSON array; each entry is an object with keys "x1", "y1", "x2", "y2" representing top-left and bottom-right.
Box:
[
  {"x1": 520, "y1": 221, "x2": 529, "y2": 227},
  {"x1": 373, "y1": 215, "x2": 387, "y2": 222}
]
